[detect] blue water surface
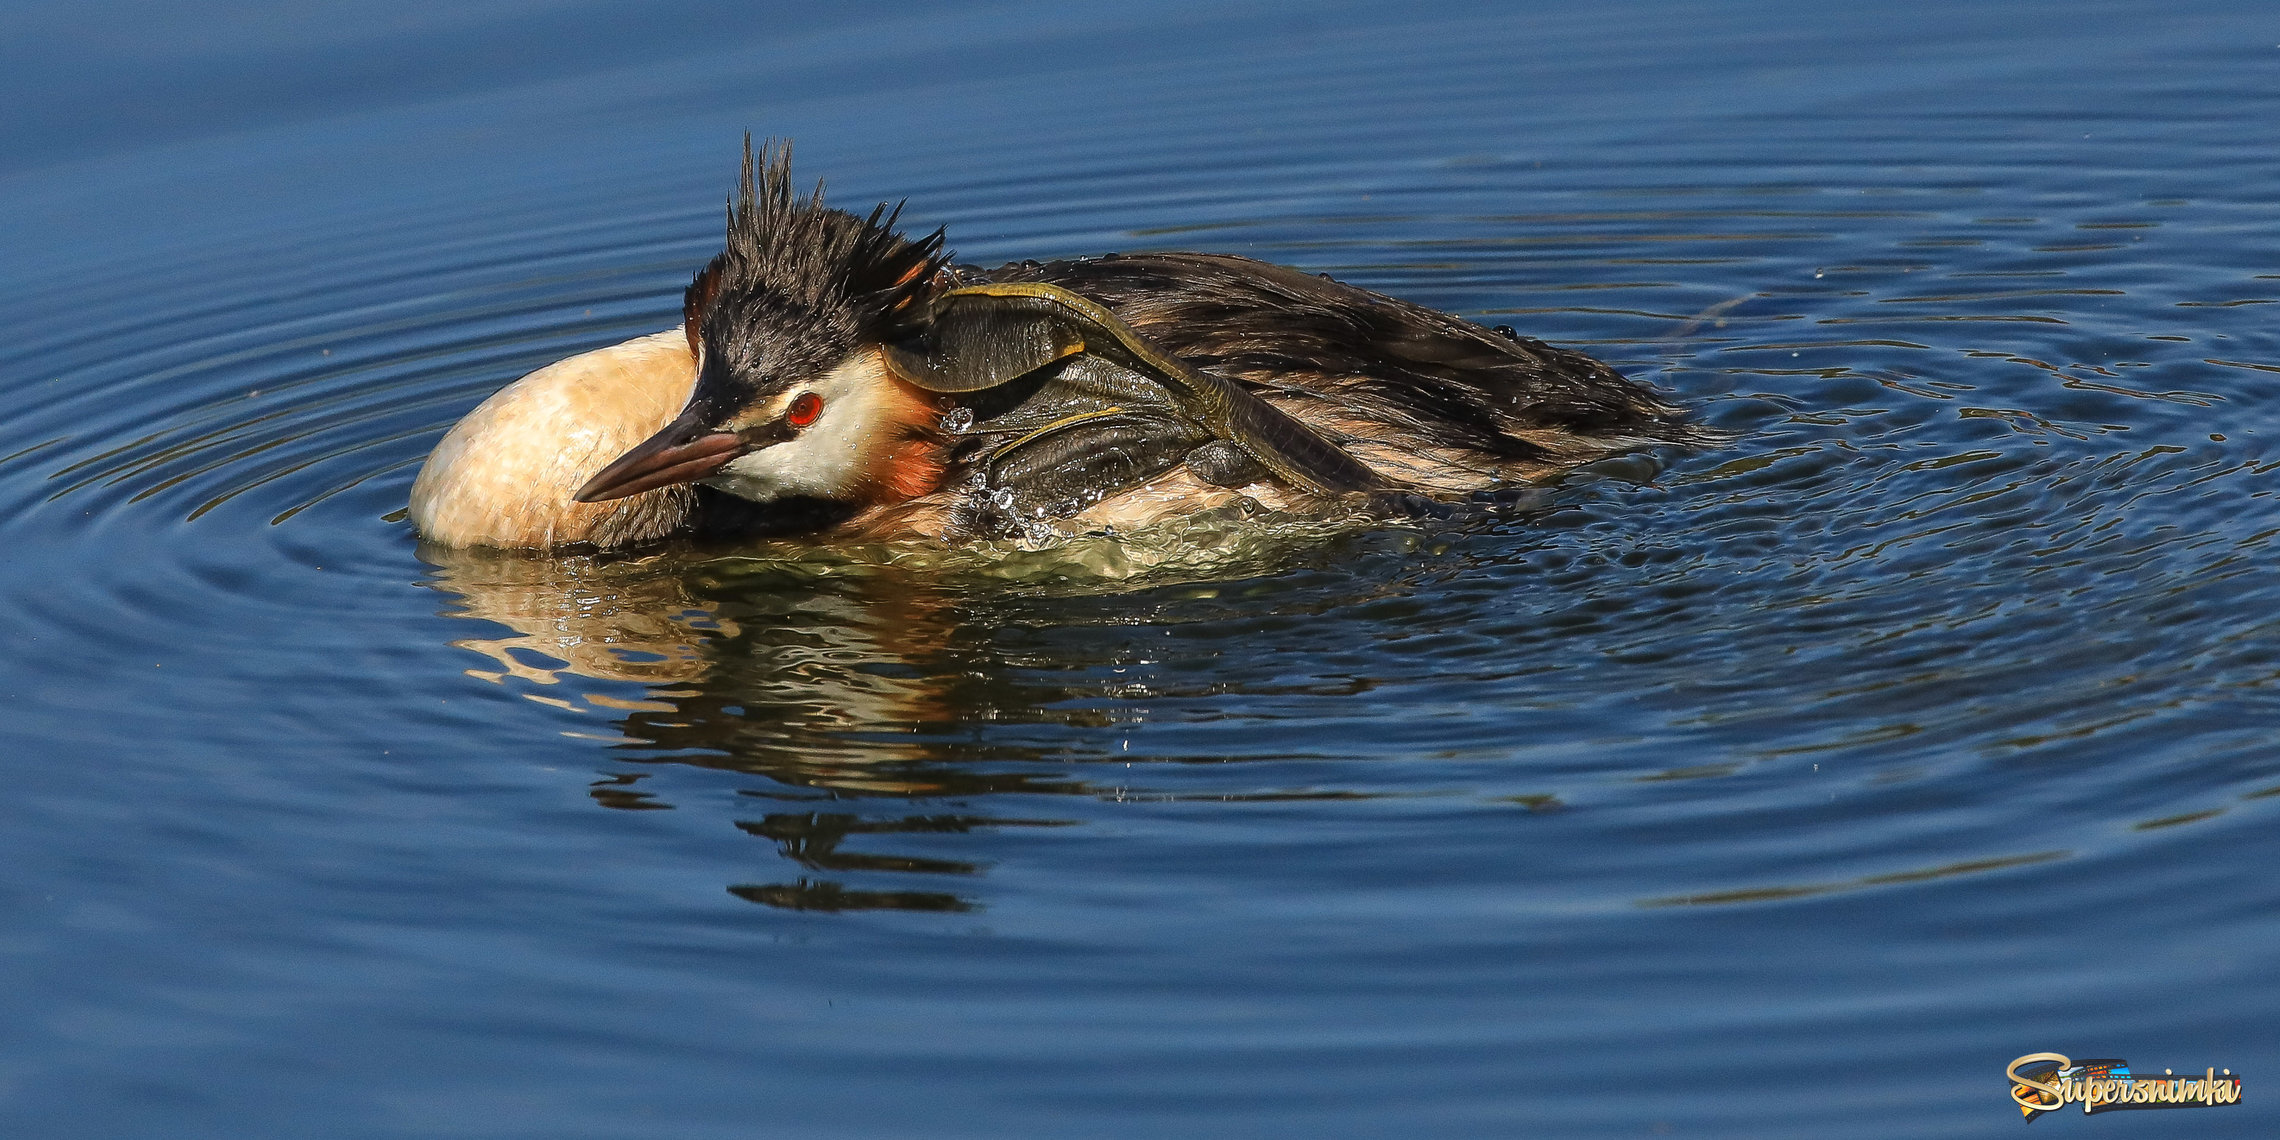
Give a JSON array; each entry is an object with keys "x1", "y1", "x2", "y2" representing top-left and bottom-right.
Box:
[{"x1": 2, "y1": 2, "x2": 2277, "y2": 1136}]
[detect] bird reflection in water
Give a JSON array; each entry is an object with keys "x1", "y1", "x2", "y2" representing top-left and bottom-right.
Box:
[
  {"x1": 418, "y1": 543, "x2": 728, "y2": 691},
  {"x1": 418, "y1": 543, "x2": 1082, "y2": 913}
]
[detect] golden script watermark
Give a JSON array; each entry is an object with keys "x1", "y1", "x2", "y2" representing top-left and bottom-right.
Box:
[{"x1": 2007, "y1": 1053, "x2": 2241, "y2": 1121}]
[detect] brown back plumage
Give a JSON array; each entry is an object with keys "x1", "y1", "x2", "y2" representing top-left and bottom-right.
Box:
[{"x1": 979, "y1": 252, "x2": 1710, "y2": 476}]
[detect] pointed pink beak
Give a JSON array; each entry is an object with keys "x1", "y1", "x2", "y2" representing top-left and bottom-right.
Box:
[{"x1": 574, "y1": 410, "x2": 747, "y2": 503}]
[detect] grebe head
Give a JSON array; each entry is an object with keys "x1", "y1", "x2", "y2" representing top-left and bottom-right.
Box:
[{"x1": 575, "y1": 140, "x2": 948, "y2": 509}]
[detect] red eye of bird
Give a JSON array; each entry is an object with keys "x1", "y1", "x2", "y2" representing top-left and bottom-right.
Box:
[{"x1": 786, "y1": 393, "x2": 823, "y2": 427}]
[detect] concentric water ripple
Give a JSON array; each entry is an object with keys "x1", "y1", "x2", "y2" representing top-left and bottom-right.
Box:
[{"x1": 10, "y1": 111, "x2": 2279, "y2": 898}]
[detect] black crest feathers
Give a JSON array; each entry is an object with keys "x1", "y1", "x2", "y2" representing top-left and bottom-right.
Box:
[{"x1": 682, "y1": 138, "x2": 948, "y2": 379}]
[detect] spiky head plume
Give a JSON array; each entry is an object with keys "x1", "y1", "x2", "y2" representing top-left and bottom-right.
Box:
[{"x1": 682, "y1": 138, "x2": 949, "y2": 411}]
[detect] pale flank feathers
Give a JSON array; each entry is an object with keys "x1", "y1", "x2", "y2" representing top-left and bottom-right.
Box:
[{"x1": 409, "y1": 330, "x2": 699, "y2": 549}]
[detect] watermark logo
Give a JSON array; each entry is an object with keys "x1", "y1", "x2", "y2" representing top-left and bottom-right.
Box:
[{"x1": 2008, "y1": 1053, "x2": 2241, "y2": 1121}]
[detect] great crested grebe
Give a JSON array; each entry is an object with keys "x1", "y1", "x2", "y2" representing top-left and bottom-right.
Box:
[{"x1": 409, "y1": 142, "x2": 1714, "y2": 550}]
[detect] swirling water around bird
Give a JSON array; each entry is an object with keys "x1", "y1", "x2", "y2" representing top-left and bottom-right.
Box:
[{"x1": 2, "y1": 2, "x2": 2277, "y2": 1136}]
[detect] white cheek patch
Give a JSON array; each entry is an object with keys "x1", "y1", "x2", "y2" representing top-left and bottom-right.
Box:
[
  {"x1": 709, "y1": 446, "x2": 815, "y2": 501},
  {"x1": 699, "y1": 355, "x2": 901, "y2": 504}
]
